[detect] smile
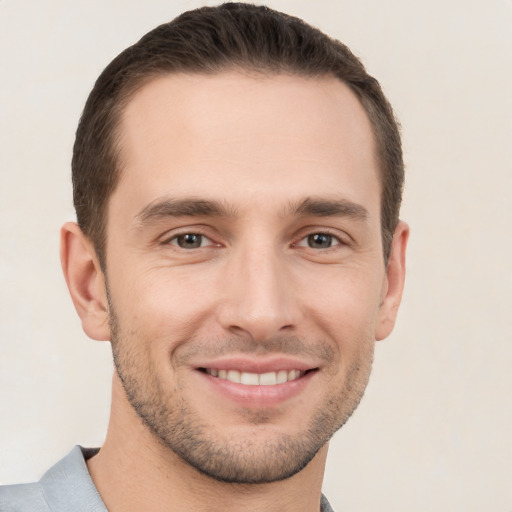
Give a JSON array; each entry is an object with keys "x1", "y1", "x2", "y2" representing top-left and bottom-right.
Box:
[{"x1": 202, "y1": 368, "x2": 305, "y2": 386}]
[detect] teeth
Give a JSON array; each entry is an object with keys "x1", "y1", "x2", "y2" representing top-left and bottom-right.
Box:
[
  {"x1": 206, "y1": 369, "x2": 304, "y2": 385},
  {"x1": 227, "y1": 370, "x2": 241, "y2": 383},
  {"x1": 259, "y1": 372, "x2": 277, "y2": 386},
  {"x1": 240, "y1": 372, "x2": 259, "y2": 385},
  {"x1": 276, "y1": 370, "x2": 288, "y2": 384}
]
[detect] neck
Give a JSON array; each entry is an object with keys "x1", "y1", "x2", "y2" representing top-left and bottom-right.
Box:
[{"x1": 87, "y1": 375, "x2": 328, "y2": 512}]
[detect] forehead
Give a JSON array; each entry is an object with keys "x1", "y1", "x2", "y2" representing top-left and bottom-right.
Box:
[{"x1": 113, "y1": 71, "x2": 379, "y2": 217}]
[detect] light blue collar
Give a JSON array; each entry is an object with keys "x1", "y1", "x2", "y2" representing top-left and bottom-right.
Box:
[{"x1": 40, "y1": 445, "x2": 106, "y2": 512}]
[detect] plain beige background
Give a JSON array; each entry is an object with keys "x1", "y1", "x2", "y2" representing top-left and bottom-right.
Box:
[{"x1": 1, "y1": 1, "x2": 511, "y2": 510}]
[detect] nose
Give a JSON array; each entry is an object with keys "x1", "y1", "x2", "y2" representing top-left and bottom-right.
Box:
[{"x1": 216, "y1": 242, "x2": 301, "y2": 342}]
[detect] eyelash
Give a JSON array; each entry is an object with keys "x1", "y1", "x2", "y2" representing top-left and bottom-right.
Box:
[
  {"x1": 165, "y1": 232, "x2": 216, "y2": 249},
  {"x1": 294, "y1": 231, "x2": 345, "y2": 250},
  {"x1": 163, "y1": 229, "x2": 347, "y2": 251}
]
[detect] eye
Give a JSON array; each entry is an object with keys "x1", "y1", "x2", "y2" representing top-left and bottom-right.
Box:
[
  {"x1": 169, "y1": 233, "x2": 211, "y2": 249},
  {"x1": 297, "y1": 233, "x2": 341, "y2": 249}
]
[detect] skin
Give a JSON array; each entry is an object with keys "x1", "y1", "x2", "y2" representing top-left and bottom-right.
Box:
[{"x1": 61, "y1": 71, "x2": 408, "y2": 512}]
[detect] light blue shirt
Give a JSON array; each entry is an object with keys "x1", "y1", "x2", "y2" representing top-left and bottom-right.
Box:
[
  {"x1": 0, "y1": 446, "x2": 105, "y2": 512},
  {"x1": 0, "y1": 446, "x2": 334, "y2": 511}
]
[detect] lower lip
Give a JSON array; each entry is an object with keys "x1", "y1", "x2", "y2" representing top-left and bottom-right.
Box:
[{"x1": 196, "y1": 369, "x2": 316, "y2": 407}]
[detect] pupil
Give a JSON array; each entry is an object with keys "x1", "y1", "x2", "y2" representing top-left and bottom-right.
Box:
[
  {"x1": 178, "y1": 234, "x2": 201, "y2": 248},
  {"x1": 308, "y1": 233, "x2": 332, "y2": 248}
]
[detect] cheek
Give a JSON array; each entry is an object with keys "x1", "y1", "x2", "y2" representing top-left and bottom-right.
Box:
[
  {"x1": 109, "y1": 265, "x2": 221, "y2": 344},
  {"x1": 300, "y1": 267, "x2": 383, "y2": 371},
  {"x1": 307, "y1": 269, "x2": 383, "y2": 329}
]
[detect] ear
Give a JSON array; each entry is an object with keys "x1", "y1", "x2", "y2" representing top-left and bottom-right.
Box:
[
  {"x1": 375, "y1": 221, "x2": 409, "y2": 341},
  {"x1": 60, "y1": 222, "x2": 110, "y2": 341}
]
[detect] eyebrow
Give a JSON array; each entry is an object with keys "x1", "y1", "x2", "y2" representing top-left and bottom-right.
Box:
[
  {"x1": 135, "y1": 195, "x2": 368, "y2": 227},
  {"x1": 135, "y1": 197, "x2": 235, "y2": 225},
  {"x1": 290, "y1": 197, "x2": 369, "y2": 221}
]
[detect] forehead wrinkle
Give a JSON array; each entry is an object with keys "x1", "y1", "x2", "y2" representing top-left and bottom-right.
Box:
[
  {"x1": 134, "y1": 196, "x2": 239, "y2": 227},
  {"x1": 285, "y1": 196, "x2": 369, "y2": 221}
]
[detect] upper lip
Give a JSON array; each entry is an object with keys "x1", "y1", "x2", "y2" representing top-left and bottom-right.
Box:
[{"x1": 194, "y1": 356, "x2": 318, "y2": 374}]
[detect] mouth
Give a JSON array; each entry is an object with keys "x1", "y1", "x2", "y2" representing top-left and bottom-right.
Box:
[
  {"x1": 193, "y1": 355, "x2": 320, "y2": 406},
  {"x1": 198, "y1": 368, "x2": 316, "y2": 386}
]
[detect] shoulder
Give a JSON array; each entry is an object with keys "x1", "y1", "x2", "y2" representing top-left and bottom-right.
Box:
[
  {"x1": 0, "y1": 482, "x2": 50, "y2": 511},
  {"x1": 0, "y1": 446, "x2": 105, "y2": 512}
]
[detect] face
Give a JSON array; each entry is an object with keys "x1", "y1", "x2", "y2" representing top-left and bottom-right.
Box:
[{"x1": 100, "y1": 72, "x2": 401, "y2": 483}]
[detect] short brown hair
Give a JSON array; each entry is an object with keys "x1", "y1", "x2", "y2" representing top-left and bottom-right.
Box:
[{"x1": 72, "y1": 2, "x2": 404, "y2": 265}]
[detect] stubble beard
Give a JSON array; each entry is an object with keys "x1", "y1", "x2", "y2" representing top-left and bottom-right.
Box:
[{"x1": 107, "y1": 301, "x2": 374, "y2": 484}]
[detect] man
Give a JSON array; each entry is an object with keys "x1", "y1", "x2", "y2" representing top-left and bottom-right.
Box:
[{"x1": 0, "y1": 3, "x2": 408, "y2": 511}]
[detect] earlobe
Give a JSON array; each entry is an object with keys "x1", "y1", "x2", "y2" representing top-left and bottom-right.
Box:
[
  {"x1": 375, "y1": 221, "x2": 409, "y2": 341},
  {"x1": 60, "y1": 222, "x2": 110, "y2": 341}
]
